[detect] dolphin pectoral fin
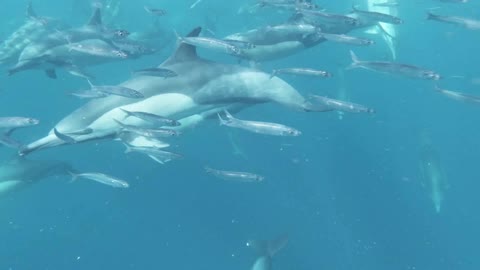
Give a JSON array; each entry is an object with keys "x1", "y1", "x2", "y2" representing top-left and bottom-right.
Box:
[{"x1": 45, "y1": 69, "x2": 57, "y2": 79}]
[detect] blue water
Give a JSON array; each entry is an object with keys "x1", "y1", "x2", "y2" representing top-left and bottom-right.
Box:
[{"x1": 1, "y1": 0, "x2": 480, "y2": 269}]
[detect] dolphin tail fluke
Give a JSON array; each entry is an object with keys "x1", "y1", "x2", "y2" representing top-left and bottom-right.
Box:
[{"x1": 247, "y1": 233, "x2": 289, "y2": 257}]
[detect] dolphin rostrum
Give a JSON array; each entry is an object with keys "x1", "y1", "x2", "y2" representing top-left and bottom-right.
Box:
[{"x1": 19, "y1": 27, "x2": 330, "y2": 156}]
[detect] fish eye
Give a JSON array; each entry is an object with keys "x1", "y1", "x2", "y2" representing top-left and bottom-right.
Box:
[{"x1": 115, "y1": 30, "x2": 130, "y2": 38}]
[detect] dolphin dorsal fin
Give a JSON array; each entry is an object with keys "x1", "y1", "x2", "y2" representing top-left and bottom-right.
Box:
[
  {"x1": 161, "y1": 27, "x2": 202, "y2": 66},
  {"x1": 87, "y1": 8, "x2": 102, "y2": 26},
  {"x1": 26, "y1": 2, "x2": 37, "y2": 19}
]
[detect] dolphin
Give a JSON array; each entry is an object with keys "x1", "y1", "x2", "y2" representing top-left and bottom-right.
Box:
[
  {"x1": 8, "y1": 7, "x2": 129, "y2": 78},
  {"x1": 247, "y1": 234, "x2": 289, "y2": 270},
  {"x1": 0, "y1": 2, "x2": 69, "y2": 66},
  {"x1": 419, "y1": 133, "x2": 449, "y2": 213},
  {"x1": 224, "y1": 12, "x2": 377, "y2": 62},
  {"x1": 0, "y1": 157, "x2": 74, "y2": 197},
  {"x1": 19, "y1": 27, "x2": 330, "y2": 156}
]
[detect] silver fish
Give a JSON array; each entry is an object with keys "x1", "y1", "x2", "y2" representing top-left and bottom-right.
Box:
[
  {"x1": 427, "y1": 12, "x2": 480, "y2": 30},
  {"x1": 349, "y1": 50, "x2": 441, "y2": 80},
  {"x1": 434, "y1": 85, "x2": 480, "y2": 104},
  {"x1": 70, "y1": 172, "x2": 129, "y2": 188},
  {"x1": 177, "y1": 35, "x2": 242, "y2": 56},
  {"x1": 205, "y1": 167, "x2": 265, "y2": 182},
  {"x1": 124, "y1": 145, "x2": 183, "y2": 164},
  {"x1": 298, "y1": 9, "x2": 360, "y2": 26},
  {"x1": 319, "y1": 33, "x2": 375, "y2": 46},
  {"x1": 144, "y1": 6, "x2": 167, "y2": 16},
  {"x1": 373, "y1": 1, "x2": 399, "y2": 7},
  {"x1": 351, "y1": 6, "x2": 403, "y2": 24},
  {"x1": 120, "y1": 109, "x2": 181, "y2": 126},
  {"x1": 0, "y1": 117, "x2": 39, "y2": 130},
  {"x1": 271, "y1": 68, "x2": 332, "y2": 78},
  {"x1": 67, "y1": 42, "x2": 128, "y2": 58},
  {"x1": 90, "y1": 85, "x2": 144, "y2": 99},
  {"x1": 218, "y1": 110, "x2": 301, "y2": 136},
  {"x1": 133, "y1": 67, "x2": 178, "y2": 78},
  {"x1": 69, "y1": 89, "x2": 109, "y2": 99},
  {"x1": 309, "y1": 95, "x2": 375, "y2": 114},
  {"x1": 114, "y1": 119, "x2": 180, "y2": 137}
]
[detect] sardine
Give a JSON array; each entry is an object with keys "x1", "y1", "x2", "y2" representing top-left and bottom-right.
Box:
[
  {"x1": 319, "y1": 33, "x2": 375, "y2": 46},
  {"x1": 114, "y1": 119, "x2": 180, "y2": 137},
  {"x1": 89, "y1": 82, "x2": 144, "y2": 99},
  {"x1": 434, "y1": 85, "x2": 480, "y2": 104},
  {"x1": 177, "y1": 35, "x2": 243, "y2": 56},
  {"x1": 0, "y1": 117, "x2": 39, "y2": 130},
  {"x1": 133, "y1": 68, "x2": 178, "y2": 78},
  {"x1": 120, "y1": 109, "x2": 181, "y2": 126},
  {"x1": 309, "y1": 95, "x2": 375, "y2": 114},
  {"x1": 271, "y1": 68, "x2": 332, "y2": 78},
  {"x1": 70, "y1": 172, "x2": 129, "y2": 188},
  {"x1": 349, "y1": 50, "x2": 441, "y2": 80},
  {"x1": 205, "y1": 167, "x2": 264, "y2": 182},
  {"x1": 144, "y1": 6, "x2": 167, "y2": 16},
  {"x1": 427, "y1": 12, "x2": 480, "y2": 30},
  {"x1": 218, "y1": 110, "x2": 302, "y2": 136}
]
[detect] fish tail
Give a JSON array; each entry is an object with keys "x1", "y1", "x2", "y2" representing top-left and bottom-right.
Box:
[
  {"x1": 119, "y1": 108, "x2": 131, "y2": 120},
  {"x1": 348, "y1": 50, "x2": 360, "y2": 69},
  {"x1": 217, "y1": 113, "x2": 227, "y2": 125},
  {"x1": 426, "y1": 11, "x2": 436, "y2": 20},
  {"x1": 68, "y1": 171, "x2": 78, "y2": 183},
  {"x1": 204, "y1": 166, "x2": 214, "y2": 173},
  {"x1": 113, "y1": 119, "x2": 125, "y2": 128},
  {"x1": 123, "y1": 143, "x2": 132, "y2": 153},
  {"x1": 269, "y1": 70, "x2": 277, "y2": 79},
  {"x1": 223, "y1": 110, "x2": 235, "y2": 120}
]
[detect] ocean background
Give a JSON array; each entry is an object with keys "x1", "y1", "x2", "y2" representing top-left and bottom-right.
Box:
[{"x1": 1, "y1": 0, "x2": 480, "y2": 269}]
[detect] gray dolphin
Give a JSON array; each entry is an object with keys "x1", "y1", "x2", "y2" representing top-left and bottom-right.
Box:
[
  {"x1": 0, "y1": 157, "x2": 74, "y2": 197},
  {"x1": 224, "y1": 13, "x2": 376, "y2": 62},
  {"x1": 247, "y1": 234, "x2": 289, "y2": 270},
  {"x1": 0, "y1": 2, "x2": 69, "y2": 66},
  {"x1": 19, "y1": 27, "x2": 330, "y2": 156},
  {"x1": 8, "y1": 7, "x2": 129, "y2": 78}
]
